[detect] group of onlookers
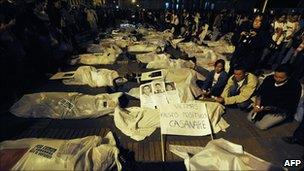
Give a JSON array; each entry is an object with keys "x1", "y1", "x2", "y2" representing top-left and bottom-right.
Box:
[
  {"x1": 0, "y1": 0, "x2": 108, "y2": 105},
  {"x1": 163, "y1": 10, "x2": 304, "y2": 81}
]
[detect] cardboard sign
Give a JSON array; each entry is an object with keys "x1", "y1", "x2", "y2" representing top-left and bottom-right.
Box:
[
  {"x1": 160, "y1": 103, "x2": 212, "y2": 136},
  {"x1": 140, "y1": 70, "x2": 164, "y2": 81},
  {"x1": 140, "y1": 81, "x2": 181, "y2": 109}
]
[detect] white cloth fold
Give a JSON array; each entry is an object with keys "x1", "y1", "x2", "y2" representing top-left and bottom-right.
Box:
[
  {"x1": 10, "y1": 92, "x2": 122, "y2": 119},
  {"x1": 191, "y1": 101, "x2": 229, "y2": 133},
  {"x1": 136, "y1": 52, "x2": 170, "y2": 64},
  {"x1": 114, "y1": 107, "x2": 160, "y2": 141},
  {"x1": 63, "y1": 66, "x2": 119, "y2": 87},
  {"x1": 170, "y1": 138, "x2": 280, "y2": 171},
  {"x1": 147, "y1": 58, "x2": 195, "y2": 70},
  {"x1": 0, "y1": 132, "x2": 121, "y2": 171}
]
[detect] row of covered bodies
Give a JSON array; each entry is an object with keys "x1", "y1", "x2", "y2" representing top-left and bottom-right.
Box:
[{"x1": 2, "y1": 24, "x2": 298, "y2": 171}]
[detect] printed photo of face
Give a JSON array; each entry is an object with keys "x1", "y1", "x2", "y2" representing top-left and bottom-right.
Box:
[
  {"x1": 154, "y1": 83, "x2": 164, "y2": 94},
  {"x1": 142, "y1": 85, "x2": 152, "y2": 96},
  {"x1": 165, "y1": 82, "x2": 176, "y2": 91}
]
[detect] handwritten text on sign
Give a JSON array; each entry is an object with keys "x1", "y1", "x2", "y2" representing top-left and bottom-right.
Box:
[{"x1": 160, "y1": 103, "x2": 212, "y2": 136}]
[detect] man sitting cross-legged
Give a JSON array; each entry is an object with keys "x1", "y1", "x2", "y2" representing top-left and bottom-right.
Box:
[
  {"x1": 215, "y1": 66, "x2": 258, "y2": 110},
  {"x1": 247, "y1": 64, "x2": 301, "y2": 130}
]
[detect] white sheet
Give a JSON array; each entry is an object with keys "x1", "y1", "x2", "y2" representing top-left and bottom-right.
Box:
[
  {"x1": 0, "y1": 132, "x2": 121, "y2": 171},
  {"x1": 147, "y1": 58, "x2": 195, "y2": 70},
  {"x1": 114, "y1": 107, "x2": 160, "y2": 141},
  {"x1": 170, "y1": 138, "x2": 280, "y2": 171},
  {"x1": 10, "y1": 92, "x2": 122, "y2": 119},
  {"x1": 63, "y1": 66, "x2": 119, "y2": 87},
  {"x1": 136, "y1": 52, "x2": 170, "y2": 64}
]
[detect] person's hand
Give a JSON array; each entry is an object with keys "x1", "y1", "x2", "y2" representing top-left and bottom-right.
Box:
[
  {"x1": 240, "y1": 31, "x2": 247, "y2": 36},
  {"x1": 201, "y1": 90, "x2": 210, "y2": 97},
  {"x1": 215, "y1": 96, "x2": 224, "y2": 103},
  {"x1": 253, "y1": 105, "x2": 264, "y2": 113},
  {"x1": 250, "y1": 31, "x2": 257, "y2": 37}
]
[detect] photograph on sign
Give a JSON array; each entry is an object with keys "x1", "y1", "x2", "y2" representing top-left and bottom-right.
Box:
[
  {"x1": 152, "y1": 82, "x2": 168, "y2": 107},
  {"x1": 140, "y1": 83, "x2": 156, "y2": 108},
  {"x1": 140, "y1": 81, "x2": 181, "y2": 109},
  {"x1": 165, "y1": 82, "x2": 181, "y2": 104}
]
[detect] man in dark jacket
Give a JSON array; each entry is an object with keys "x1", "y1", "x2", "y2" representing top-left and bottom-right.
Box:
[
  {"x1": 247, "y1": 64, "x2": 301, "y2": 130},
  {"x1": 197, "y1": 59, "x2": 228, "y2": 97}
]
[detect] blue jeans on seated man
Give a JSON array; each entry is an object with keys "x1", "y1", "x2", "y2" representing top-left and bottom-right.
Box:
[
  {"x1": 228, "y1": 83, "x2": 253, "y2": 110},
  {"x1": 237, "y1": 100, "x2": 253, "y2": 111},
  {"x1": 224, "y1": 100, "x2": 253, "y2": 111}
]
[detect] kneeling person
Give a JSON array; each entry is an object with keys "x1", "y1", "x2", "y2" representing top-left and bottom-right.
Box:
[
  {"x1": 247, "y1": 64, "x2": 301, "y2": 130},
  {"x1": 215, "y1": 66, "x2": 258, "y2": 110}
]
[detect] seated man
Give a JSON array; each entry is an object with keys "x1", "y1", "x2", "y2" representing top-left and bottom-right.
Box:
[
  {"x1": 215, "y1": 66, "x2": 258, "y2": 110},
  {"x1": 196, "y1": 59, "x2": 228, "y2": 97},
  {"x1": 247, "y1": 64, "x2": 301, "y2": 130}
]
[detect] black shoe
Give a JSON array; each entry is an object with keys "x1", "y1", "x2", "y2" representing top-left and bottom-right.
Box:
[{"x1": 282, "y1": 136, "x2": 304, "y2": 146}]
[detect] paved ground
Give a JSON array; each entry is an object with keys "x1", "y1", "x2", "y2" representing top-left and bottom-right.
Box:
[{"x1": 0, "y1": 43, "x2": 303, "y2": 171}]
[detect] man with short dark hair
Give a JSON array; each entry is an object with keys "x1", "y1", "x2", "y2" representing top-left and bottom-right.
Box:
[
  {"x1": 154, "y1": 83, "x2": 164, "y2": 94},
  {"x1": 215, "y1": 66, "x2": 258, "y2": 110},
  {"x1": 247, "y1": 64, "x2": 301, "y2": 130}
]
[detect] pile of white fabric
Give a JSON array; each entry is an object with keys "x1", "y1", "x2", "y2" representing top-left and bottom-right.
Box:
[
  {"x1": 146, "y1": 58, "x2": 195, "y2": 70},
  {"x1": 143, "y1": 38, "x2": 167, "y2": 50},
  {"x1": 191, "y1": 101, "x2": 229, "y2": 133},
  {"x1": 140, "y1": 28, "x2": 173, "y2": 42},
  {"x1": 170, "y1": 138, "x2": 281, "y2": 170},
  {"x1": 127, "y1": 43, "x2": 160, "y2": 53},
  {"x1": 63, "y1": 66, "x2": 119, "y2": 87},
  {"x1": 178, "y1": 42, "x2": 206, "y2": 56},
  {"x1": 87, "y1": 43, "x2": 123, "y2": 54},
  {"x1": 194, "y1": 48, "x2": 219, "y2": 71},
  {"x1": 73, "y1": 45, "x2": 122, "y2": 65},
  {"x1": 177, "y1": 42, "x2": 219, "y2": 71},
  {"x1": 114, "y1": 107, "x2": 160, "y2": 141},
  {"x1": 170, "y1": 38, "x2": 184, "y2": 48},
  {"x1": 205, "y1": 40, "x2": 235, "y2": 55},
  {"x1": 10, "y1": 92, "x2": 122, "y2": 119},
  {"x1": 111, "y1": 35, "x2": 138, "y2": 48},
  {"x1": 113, "y1": 101, "x2": 228, "y2": 141},
  {"x1": 0, "y1": 132, "x2": 121, "y2": 171},
  {"x1": 162, "y1": 68, "x2": 205, "y2": 102},
  {"x1": 136, "y1": 52, "x2": 171, "y2": 64}
]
